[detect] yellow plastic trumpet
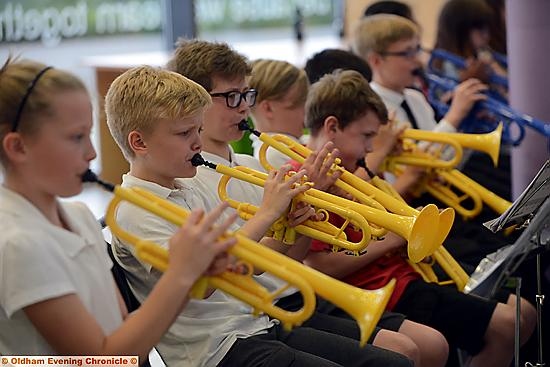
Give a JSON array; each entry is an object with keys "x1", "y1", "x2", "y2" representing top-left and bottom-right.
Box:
[
  {"x1": 84, "y1": 170, "x2": 394, "y2": 345},
  {"x1": 192, "y1": 154, "x2": 373, "y2": 254},
  {"x1": 253, "y1": 132, "x2": 453, "y2": 262},
  {"x1": 359, "y1": 166, "x2": 471, "y2": 291},
  {"x1": 383, "y1": 124, "x2": 509, "y2": 220},
  {"x1": 385, "y1": 123, "x2": 503, "y2": 170},
  {"x1": 193, "y1": 154, "x2": 439, "y2": 259}
]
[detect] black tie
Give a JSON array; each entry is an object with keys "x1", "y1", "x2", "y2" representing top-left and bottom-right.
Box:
[{"x1": 401, "y1": 99, "x2": 419, "y2": 129}]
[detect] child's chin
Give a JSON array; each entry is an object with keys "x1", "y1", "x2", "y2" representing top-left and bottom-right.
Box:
[{"x1": 183, "y1": 166, "x2": 197, "y2": 178}]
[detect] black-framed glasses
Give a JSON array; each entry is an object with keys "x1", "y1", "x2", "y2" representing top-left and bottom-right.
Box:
[
  {"x1": 11, "y1": 66, "x2": 53, "y2": 132},
  {"x1": 380, "y1": 45, "x2": 422, "y2": 59},
  {"x1": 209, "y1": 89, "x2": 257, "y2": 108}
]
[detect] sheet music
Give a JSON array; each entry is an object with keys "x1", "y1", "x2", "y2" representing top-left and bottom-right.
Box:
[{"x1": 484, "y1": 160, "x2": 550, "y2": 232}]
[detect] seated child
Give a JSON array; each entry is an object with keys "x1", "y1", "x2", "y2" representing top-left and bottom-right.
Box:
[
  {"x1": 0, "y1": 57, "x2": 235, "y2": 361},
  {"x1": 300, "y1": 68, "x2": 536, "y2": 367},
  {"x1": 105, "y1": 64, "x2": 415, "y2": 367}
]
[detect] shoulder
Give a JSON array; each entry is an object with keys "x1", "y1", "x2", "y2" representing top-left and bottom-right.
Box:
[
  {"x1": 403, "y1": 88, "x2": 428, "y2": 104},
  {"x1": 235, "y1": 153, "x2": 265, "y2": 172}
]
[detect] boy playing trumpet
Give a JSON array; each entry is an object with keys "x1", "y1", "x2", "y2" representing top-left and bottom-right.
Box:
[
  {"x1": 105, "y1": 64, "x2": 413, "y2": 367},
  {"x1": 299, "y1": 69, "x2": 535, "y2": 367}
]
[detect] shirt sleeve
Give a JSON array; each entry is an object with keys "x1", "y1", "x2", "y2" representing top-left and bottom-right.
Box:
[{"x1": 0, "y1": 233, "x2": 76, "y2": 318}]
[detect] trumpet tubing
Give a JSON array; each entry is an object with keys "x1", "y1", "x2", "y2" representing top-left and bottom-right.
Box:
[
  {"x1": 104, "y1": 184, "x2": 393, "y2": 345},
  {"x1": 425, "y1": 169, "x2": 485, "y2": 220},
  {"x1": 256, "y1": 133, "x2": 454, "y2": 260},
  {"x1": 215, "y1": 165, "x2": 373, "y2": 254},
  {"x1": 448, "y1": 170, "x2": 512, "y2": 215},
  {"x1": 387, "y1": 123, "x2": 503, "y2": 171},
  {"x1": 408, "y1": 247, "x2": 469, "y2": 292}
]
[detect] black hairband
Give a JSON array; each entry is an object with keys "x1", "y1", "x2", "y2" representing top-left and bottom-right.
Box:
[{"x1": 11, "y1": 66, "x2": 53, "y2": 132}]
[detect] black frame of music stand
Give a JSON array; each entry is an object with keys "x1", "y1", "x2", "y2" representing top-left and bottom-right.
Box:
[{"x1": 489, "y1": 198, "x2": 549, "y2": 367}]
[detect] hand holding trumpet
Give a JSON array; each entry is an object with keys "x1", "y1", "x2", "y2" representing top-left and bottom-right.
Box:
[{"x1": 169, "y1": 203, "x2": 238, "y2": 280}]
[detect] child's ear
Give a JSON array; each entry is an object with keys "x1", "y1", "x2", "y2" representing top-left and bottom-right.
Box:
[
  {"x1": 128, "y1": 131, "x2": 147, "y2": 155},
  {"x1": 258, "y1": 100, "x2": 273, "y2": 118},
  {"x1": 323, "y1": 116, "x2": 340, "y2": 137},
  {"x1": 366, "y1": 52, "x2": 381, "y2": 69},
  {"x1": 2, "y1": 132, "x2": 27, "y2": 163}
]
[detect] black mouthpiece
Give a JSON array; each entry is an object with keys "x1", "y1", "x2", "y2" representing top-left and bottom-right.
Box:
[
  {"x1": 238, "y1": 120, "x2": 251, "y2": 131},
  {"x1": 81, "y1": 169, "x2": 115, "y2": 192},
  {"x1": 238, "y1": 119, "x2": 261, "y2": 137},
  {"x1": 412, "y1": 68, "x2": 425, "y2": 78},
  {"x1": 356, "y1": 158, "x2": 375, "y2": 179},
  {"x1": 191, "y1": 153, "x2": 217, "y2": 169}
]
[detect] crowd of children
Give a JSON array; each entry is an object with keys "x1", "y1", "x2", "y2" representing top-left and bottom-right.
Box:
[{"x1": 1, "y1": 1, "x2": 540, "y2": 367}]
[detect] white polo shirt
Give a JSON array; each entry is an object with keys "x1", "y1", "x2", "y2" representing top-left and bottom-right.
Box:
[
  {"x1": 111, "y1": 174, "x2": 274, "y2": 367},
  {"x1": 191, "y1": 149, "x2": 298, "y2": 302},
  {"x1": 192, "y1": 147, "x2": 265, "y2": 228},
  {"x1": 370, "y1": 81, "x2": 457, "y2": 133},
  {"x1": 0, "y1": 185, "x2": 122, "y2": 354}
]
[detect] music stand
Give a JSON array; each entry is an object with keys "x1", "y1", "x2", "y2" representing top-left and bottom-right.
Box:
[{"x1": 478, "y1": 160, "x2": 550, "y2": 367}]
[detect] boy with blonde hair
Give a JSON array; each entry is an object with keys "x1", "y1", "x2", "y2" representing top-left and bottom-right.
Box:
[
  {"x1": 301, "y1": 69, "x2": 535, "y2": 367},
  {"x1": 248, "y1": 59, "x2": 309, "y2": 168},
  {"x1": 352, "y1": 14, "x2": 486, "y2": 134},
  {"x1": 106, "y1": 65, "x2": 414, "y2": 367}
]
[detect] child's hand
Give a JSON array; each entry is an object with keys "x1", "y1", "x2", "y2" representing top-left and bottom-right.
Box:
[
  {"x1": 374, "y1": 112, "x2": 408, "y2": 156},
  {"x1": 445, "y1": 78, "x2": 488, "y2": 127},
  {"x1": 167, "y1": 203, "x2": 237, "y2": 282},
  {"x1": 301, "y1": 142, "x2": 342, "y2": 191},
  {"x1": 460, "y1": 58, "x2": 492, "y2": 83},
  {"x1": 259, "y1": 166, "x2": 310, "y2": 220},
  {"x1": 287, "y1": 201, "x2": 321, "y2": 227}
]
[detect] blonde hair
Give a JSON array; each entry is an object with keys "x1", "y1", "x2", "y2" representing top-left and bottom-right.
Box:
[
  {"x1": 351, "y1": 14, "x2": 419, "y2": 59},
  {"x1": 167, "y1": 39, "x2": 250, "y2": 91},
  {"x1": 249, "y1": 59, "x2": 309, "y2": 108},
  {"x1": 105, "y1": 65, "x2": 212, "y2": 161},
  {"x1": 0, "y1": 56, "x2": 86, "y2": 166},
  {"x1": 305, "y1": 69, "x2": 387, "y2": 136}
]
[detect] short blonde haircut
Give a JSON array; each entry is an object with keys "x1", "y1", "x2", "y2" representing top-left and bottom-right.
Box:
[
  {"x1": 0, "y1": 57, "x2": 86, "y2": 166},
  {"x1": 249, "y1": 59, "x2": 309, "y2": 109},
  {"x1": 105, "y1": 65, "x2": 211, "y2": 161},
  {"x1": 167, "y1": 39, "x2": 250, "y2": 91},
  {"x1": 351, "y1": 14, "x2": 419, "y2": 59},
  {"x1": 305, "y1": 70, "x2": 387, "y2": 136}
]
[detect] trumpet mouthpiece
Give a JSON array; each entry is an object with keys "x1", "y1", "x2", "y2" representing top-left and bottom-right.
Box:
[
  {"x1": 238, "y1": 120, "x2": 251, "y2": 131},
  {"x1": 238, "y1": 119, "x2": 262, "y2": 137},
  {"x1": 81, "y1": 169, "x2": 115, "y2": 192},
  {"x1": 191, "y1": 153, "x2": 217, "y2": 169}
]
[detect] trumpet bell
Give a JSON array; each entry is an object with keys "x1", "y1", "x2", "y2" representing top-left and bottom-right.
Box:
[
  {"x1": 435, "y1": 207, "x2": 455, "y2": 248},
  {"x1": 407, "y1": 204, "x2": 441, "y2": 263}
]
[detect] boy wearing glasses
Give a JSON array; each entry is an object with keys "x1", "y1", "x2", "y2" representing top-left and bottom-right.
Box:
[
  {"x1": 167, "y1": 39, "x2": 267, "y2": 219},
  {"x1": 352, "y1": 14, "x2": 486, "y2": 133}
]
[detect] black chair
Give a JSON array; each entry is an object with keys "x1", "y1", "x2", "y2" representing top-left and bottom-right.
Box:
[{"x1": 106, "y1": 242, "x2": 154, "y2": 366}]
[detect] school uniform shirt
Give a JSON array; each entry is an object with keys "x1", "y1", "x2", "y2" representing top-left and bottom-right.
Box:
[
  {"x1": 190, "y1": 148, "x2": 298, "y2": 303},
  {"x1": 111, "y1": 174, "x2": 275, "y2": 367},
  {"x1": 370, "y1": 81, "x2": 473, "y2": 170},
  {"x1": 192, "y1": 147, "x2": 265, "y2": 228},
  {"x1": 0, "y1": 185, "x2": 122, "y2": 354},
  {"x1": 370, "y1": 81, "x2": 457, "y2": 133},
  {"x1": 250, "y1": 132, "x2": 305, "y2": 170}
]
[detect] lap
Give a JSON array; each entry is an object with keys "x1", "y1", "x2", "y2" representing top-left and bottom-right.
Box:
[{"x1": 393, "y1": 279, "x2": 497, "y2": 354}]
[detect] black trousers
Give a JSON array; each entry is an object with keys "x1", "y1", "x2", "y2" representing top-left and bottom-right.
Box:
[
  {"x1": 217, "y1": 323, "x2": 414, "y2": 367},
  {"x1": 216, "y1": 293, "x2": 413, "y2": 367}
]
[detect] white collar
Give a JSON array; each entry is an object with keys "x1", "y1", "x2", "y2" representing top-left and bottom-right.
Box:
[
  {"x1": 370, "y1": 81, "x2": 406, "y2": 106},
  {"x1": 121, "y1": 174, "x2": 193, "y2": 200}
]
